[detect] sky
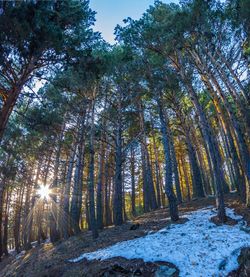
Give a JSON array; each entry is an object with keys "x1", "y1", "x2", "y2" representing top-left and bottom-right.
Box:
[{"x1": 89, "y1": 0, "x2": 179, "y2": 44}]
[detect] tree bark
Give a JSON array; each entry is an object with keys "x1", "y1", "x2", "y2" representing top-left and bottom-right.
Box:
[
  {"x1": 157, "y1": 96, "x2": 179, "y2": 221},
  {"x1": 104, "y1": 154, "x2": 112, "y2": 226},
  {"x1": 169, "y1": 132, "x2": 183, "y2": 203},
  {"x1": 113, "y1": 122, "x2": 123, "y2": 225},
  {"x1": 130, "y1": 147, "x2": 136, "y2": 216},
  {"x1": 87, "y1": 97, "x2": 98, "y2": 238},
  {"x1": 70, "y1": 110, "x2": 86, "y2": 234},
  {"x1": 96, "y1": 141, "x2": 105, "y2": 230},
  {"x1": 175, "y1": 52, "x2": 227, "y2": 222},
  {"x1": 3, "y1": 189, "x2": 10, "y2": 256},
  {"x1": 0, "y1": 184, "x2": 4, "y2": 260},
  {"x1": 62, "y1": 143, "x2": 77, "y2": 238}
]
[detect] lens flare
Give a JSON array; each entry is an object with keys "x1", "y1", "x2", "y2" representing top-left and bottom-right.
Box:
[{"x1": 37, "y1": 185, "x2": 50, "y2": 200}]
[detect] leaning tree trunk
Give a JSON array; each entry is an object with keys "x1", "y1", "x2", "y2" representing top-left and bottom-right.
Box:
[
  {"x1": 215, "y1": 48, "x2": 249, "y2": 103},
  {"x1": 174, "y1": 106, "x2": 205, "y2": 198},
  {"x1": 190, "y1": 49, "x2": 249, "y2": 190},
  {"x1": 175, "y1": 52, "x2": 227, "y2": 222},
  {"x1": 0, "y1": 61, "x2": 35, "y2": 142},
  {"x1": 186, "y1": 79, "x2": 226, "y2": 221},
  {"x1": 204, "y1": 46, "x2": 249, "y2": 130},
  {"x1": 0, "y1": 86, "x2": 22, "y2": 141}
]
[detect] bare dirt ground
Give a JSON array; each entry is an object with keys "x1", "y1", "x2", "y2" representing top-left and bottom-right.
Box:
[{"x1": 0, "y1": 193, "x2": 249, "y2": 277}]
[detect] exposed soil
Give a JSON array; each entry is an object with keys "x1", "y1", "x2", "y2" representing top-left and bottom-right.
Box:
[
  {"x1": 210, "y1": 215, "x2": 238, "y2": 226},
  {"x1": 0, "y1": 193, "x2": 249, "y2": 277}
]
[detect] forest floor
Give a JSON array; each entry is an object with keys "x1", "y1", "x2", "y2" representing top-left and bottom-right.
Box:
[{"x1": 0, "y1": 193, "x2": 250, "y2": 277}]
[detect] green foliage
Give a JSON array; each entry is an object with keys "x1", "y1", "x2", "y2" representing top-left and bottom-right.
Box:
[
  {"x1": 0, "y1": 0, "x2": 97, "y2": 99},
  {"x1": 0, "y1": 0, "x2": 95, "y2": 58}
]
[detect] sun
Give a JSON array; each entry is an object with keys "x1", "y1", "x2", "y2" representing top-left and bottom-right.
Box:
[{"x1": 37, "y1": 185, "x2": 51, "y2": 200}]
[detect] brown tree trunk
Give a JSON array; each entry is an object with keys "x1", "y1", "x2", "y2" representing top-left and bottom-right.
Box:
[
  {"x1": 130, "y1": 147, "x2": 136, "y2": 216},
  {"x1": 70, "y1": 109, "x2": 87, "y2": 234},
  {"x1": 175, "y1": 52, "x2": 226, "y2": 222},
  {"x1": 0, "y1": 87, "x2": 21, "y2": 141},
  {"x1": 0, "y1": 184, "x2": 4, "y2": 260},
  {"x1": 104, "y1": 153, "x2": 112, "y2": 226},
  {"x1": 3, "y1": 189, "x2": 10, "y2": 256},
  {"x1": 87, "y1": 96, "x2": 98, "y2": 238},
  {"x1": 157, "y1": 95, "x2": 179, "y2": 221},
  {"x1": 139, "y1": 103, "x2": 157, "y2": 211}
]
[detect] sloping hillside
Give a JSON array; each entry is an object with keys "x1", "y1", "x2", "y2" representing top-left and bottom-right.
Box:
[{"x1": 1, "y1": 194, "x2": 250, "y2": 277}]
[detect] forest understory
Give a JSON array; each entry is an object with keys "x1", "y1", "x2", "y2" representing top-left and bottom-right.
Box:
[
  {"x1": 0, "y1": 0, "x2": 250, "y2": 276},
  {"x1": 0, "y1": 193, "x2": 249, "y2": 277}
]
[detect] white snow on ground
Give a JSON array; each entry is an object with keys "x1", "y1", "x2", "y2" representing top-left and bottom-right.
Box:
[{"x1": 69, "y1": 207, "x2": 250, "y2": 277}]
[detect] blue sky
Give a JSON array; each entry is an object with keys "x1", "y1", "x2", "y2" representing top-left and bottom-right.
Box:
[{"x1": 89, "y1": 0, "x2": 179, "y2": 44}]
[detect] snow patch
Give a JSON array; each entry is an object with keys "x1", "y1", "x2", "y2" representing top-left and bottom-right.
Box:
[
  {"x1": 69, "y1": 207, "x2": 250, "y2": 277},
  {"x1": 15, "y1": 250, "x2": 26, "y2": 260}
]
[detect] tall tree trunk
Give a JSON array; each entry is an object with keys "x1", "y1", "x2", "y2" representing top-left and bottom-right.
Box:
[
  {"x1": 192, "y1": 128, "x2": 213, "y2": 195},
  {"x1": 0, "y1": 84, "x2": 23, "y2": 141},
  {"x1": 179, "y1": 156, "x2": 191, "y2": 201},
  {"x1": 0, "y1": 183, "x2": 4, "y2": 261},
  {"x1": 113, "y1": 122, "x2": 123, "y2": 225},
  {"x1": 62, "y1": 144, "x2": 76, "y2": 239},
  {"x1": 157, "y1": 96, "x2": 179, "y2": 221},
  {"x1": 139, "y1": 104, "x2": 157, "y2": 211},
  {"x1": 50, "y1": 126, "x2": 64, "y2": 243},
  {"x1": 23, "y1": 180, "x2": 33, "y2": 250},
  {"x1": 215, "y1": 48, "x2": 249, "y2": 103},
  {"x1": 174, "y1": 106, "x2": 205, "y2": 198},
  {"x1": 27, "y1": 162, "x2": 41, "y2": 246},
  {"x1": 87, "y1": 97, "x2": 98, "y2": 238},
  {"x1": 70, "y1": 110, "x2": 86, "y2": 234},
  {"x1": 151, "y1": 117, "x2": 162, "y2": 207},
  {"x1": 0, "y1": 62, "x2": 35, "y2": 141},
  {"x1": 130, "y1": 147, "x2": 136, "y2": 216},
  {"x1": 113, "y1": 88, "x2": 124, "y2": 226},
  {"x1": 175, "y1": 52, "x2": 227, "y2": 222},
  {"x1": 186, "y1": 138, "x2": 205, "y2": 198},
  {"x1": 141, "y1": 144, "x2": 150, "y2": 212},
  {"x1": 190, "y1": 49, "x2": 249, "y2": 194},
  {"x1": 14, "y1": 186, "x2": 25, "y2": 253},
  {"x1": 96, "y1": 141, "x2": 105, "y2": 230},
  {"x1": 169, "y1": 133, "x2": 183, "y2": 203},
  {"x1": 205, "y1": 47, "x2": 249, "y2": 116},
  {"x1": 3, "y1": 189, "x2": 10, "y2": 256},
  {"x1": 104, "y1": 155, "x2": 112, "y2": 226}
]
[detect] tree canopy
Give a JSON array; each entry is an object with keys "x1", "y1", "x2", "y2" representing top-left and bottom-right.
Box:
[{"x1": 0, "y1": 0, "x2": 249, "y2": 263}]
